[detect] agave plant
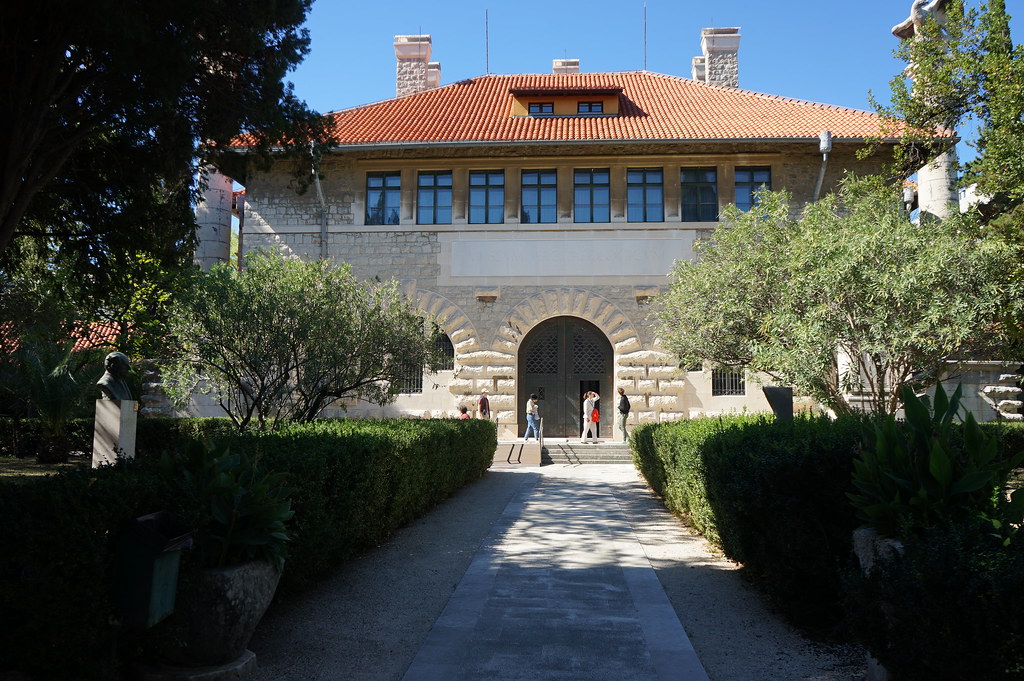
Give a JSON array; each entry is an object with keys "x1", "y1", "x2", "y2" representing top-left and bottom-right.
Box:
[{"x1": 849, "y1": 382, "x2": 1024, "y2": 539}]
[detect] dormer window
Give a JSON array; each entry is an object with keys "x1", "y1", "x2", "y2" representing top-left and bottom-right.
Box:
[
  {"x1": 529, "y1": 102, "x2": 554, "y2": 115},
  {"x1": 511, "y1": 85, "x2": 622, "y2": 118},
  {"x1": 577, "y1": 101, "x2": 603, "y2": 114}
]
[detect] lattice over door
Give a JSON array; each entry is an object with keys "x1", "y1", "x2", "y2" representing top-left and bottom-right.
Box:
[
  {"x1": 572, "y1": 326, "x2": 605, "y2": 374},
  {"x1": 523, "y1": 326, "x2": 558, "y2": 374}
]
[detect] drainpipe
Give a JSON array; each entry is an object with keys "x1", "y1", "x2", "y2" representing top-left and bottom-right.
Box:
[
  {"x1": 812, "y1": 130, "x2": 832, "y2": 202},
  {"x1": 312, "y1": 164, "x2": 328, "y2": 260}
]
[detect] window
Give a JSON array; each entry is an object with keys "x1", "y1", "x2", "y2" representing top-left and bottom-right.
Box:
[
  {"x1": 528, "y1": 102, "x2": 554, "y2": 115},
  {"x1": 417, "y1": 171, "x2": 452, "y2": 225},
  {"x1": 711, "y1": 369, "x2": 745, "y2": 396},
  {"x1": 366, "y1": 172, "x2": 401, "y2": 225},
  {"x1": 521, "y1": 170, "x2": 557, "y2": 224},
  {"x1": 469, "y1": 171, "x2": 504, "y2": 224},
  {"x1": 573, "y1": 169, "x2": 610, "y2": 223},
  {"x1": 395, "y1": 364, "x2": 423, "y2": 394},
  {"x1": 577, "y1": 101, "x2": 603, "y2": 114},
  {"x1": 734, "y1": 167, "x2": 771, "y2": 212},
  {"x1": 681, "y1": 168, "x2": 718, "y2": 222},
  {"x1": 434, "y1": 332, "x2": 455, "y2": 371},
  {"x1": 627, "y1": 167, "x2": 664, "y2": 222}
]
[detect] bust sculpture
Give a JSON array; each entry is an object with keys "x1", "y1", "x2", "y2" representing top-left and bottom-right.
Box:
[
  {"x1": 892, "y1": 0, "x2": 948, "y2": 39},
  {"x1": 97, "y1": 352, "x2": 135, "y2": 402}
]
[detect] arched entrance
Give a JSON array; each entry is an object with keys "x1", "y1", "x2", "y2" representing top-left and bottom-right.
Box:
[{"x1": 518, "y1": 316, "x2": 613, "y2": 438}]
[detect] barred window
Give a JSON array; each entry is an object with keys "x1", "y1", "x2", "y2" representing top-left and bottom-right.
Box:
[
  {"x1": 395, "y1": 364, "x2": 424, "y2": 394},
  {"x1": 711, "y1": 369, "x2": 745, "y2": 396},
  {"x1": 434, "y1": 333, "x2": 455, "y2": 371}
]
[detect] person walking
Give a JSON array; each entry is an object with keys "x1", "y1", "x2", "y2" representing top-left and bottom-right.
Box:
[
  {"x1": 477, "y1": 389, "x2": 491, "y2": 419},
  {"x1": 524, "y1": 394, "x2": 541, "y2": 441},
  {"x1": 580, "y1": 390, "x2": 600, "y2": 443},
  {"x1": 617, "y1": 387, "x2": 631, "y2": 442}
]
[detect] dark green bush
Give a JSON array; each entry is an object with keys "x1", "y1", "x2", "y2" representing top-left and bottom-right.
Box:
[
  {"x1": 0, "y1": 416, "x2": 496, "y2": 679},
  {"x1": 845, "y1": 517, "x2": 1024, "y2": 680},
  {"x1": 634, "y1": 413, "x2": 865, "y2": 629}
]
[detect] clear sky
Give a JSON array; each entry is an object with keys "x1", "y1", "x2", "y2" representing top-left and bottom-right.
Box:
[{"x1": 287, "y1": 0, "x2": 1021, "y2": 154}]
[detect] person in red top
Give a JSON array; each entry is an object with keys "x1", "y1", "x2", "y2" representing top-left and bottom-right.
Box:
[
  {"x1": 458, "y1": 405, "x2": 470, "y2": 419},
  {"x1": 477, "y1": 389, "x2": 491, "y2": 419}
]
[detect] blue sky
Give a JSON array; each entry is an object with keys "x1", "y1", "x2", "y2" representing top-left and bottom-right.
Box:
[{"x1": 287, "y1": 0, "x2": 1021, "y2": 155}]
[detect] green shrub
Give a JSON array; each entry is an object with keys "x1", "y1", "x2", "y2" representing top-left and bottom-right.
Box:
[
  {"x1": 634, "y1": 413, "x2": 864, "y2": 629},
  {"x1": 0, "y1": 416, "x2": 496, "y2": 679},
  {"x1": 845, "y1": 517, "x2": 1024, "y2": 680}
]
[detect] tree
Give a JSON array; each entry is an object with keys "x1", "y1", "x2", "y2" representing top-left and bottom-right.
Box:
[
  {"x1": 877, "y1": 0, "x2": 1024, "y2": 229},
  {"x1": 0, "y1": 0, "x2": 328, "y2": 279},
  {"x1": 653, "y1": 178, "x2": 1023, "y2": 415},
  {"x1": 163, "y1": 252, "x2": 447, "y2": 430}
]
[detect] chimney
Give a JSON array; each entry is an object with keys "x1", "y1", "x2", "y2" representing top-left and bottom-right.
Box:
[
  {"x1": 552, "y1": 58, "x2": 580, "y2": 75},
  {"x1": 426, "y1": 61, "x2": 441, "y2": 89},
  {"x1": 394, "y1": 35, "x2": 437, "y2": 97},
  {"x1": 690, "y1": 56, "x2": 706, "y2": 82},
  {"x1": 694, "y1": 27, "x2": 740, "y2": 88}
]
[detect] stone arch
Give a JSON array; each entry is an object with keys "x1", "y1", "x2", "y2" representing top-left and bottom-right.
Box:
[
  {"x1": 408, "y1": 289, "x2": 482, "y2": 356},
  {"x1": 494, "y1": 288, "x2": 643, "y2": 356}
]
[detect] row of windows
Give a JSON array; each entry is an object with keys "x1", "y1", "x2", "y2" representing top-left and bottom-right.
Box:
[
  {"x1": 528, "y1": 101, "x2": 604, "y2": 115},
  {"x1": 366, "y1": 167, "x2": 771, "y2": 226}
]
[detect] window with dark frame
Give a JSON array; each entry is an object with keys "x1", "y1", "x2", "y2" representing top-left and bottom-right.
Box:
[
  {"x1": 573, "y1": 168, "x2": 611, "y2": 223},
  {"x1": 434, "y1": 332, "x2": 455, "y2": 371},
  {"x1": 528, "y1": 102, "x2": 554, "y2": 115},
  {"x1": 577, "y1": 101, "x2": 603, "y2": 114},
  {"x1": 417, "y1": 171, "x2": 453, "y2": 225},
  {"x1": 469, "y1": 171, "x2": 504, "y2": 224},
  {"x1": 627, "y1": 167, "x2": 664, "y2": 222},
  {"x1": 734, "y1": 167, "x2": 771, "y2": 212},
  {"x1": 681, "y1": 167, "x2": 718, "y2": 222},
  {"x1": 521, "y1": 170, "x2": 557, "y2": 224},
  {"x1": 366, "y1": 172, "x2": 401, "y2": 225},
  {"x1": 395, "y1": 364, "x2": 424, "y2": 394},
  {"x1": 711, "y1": 369, "x2": 745, "y2": 396}
]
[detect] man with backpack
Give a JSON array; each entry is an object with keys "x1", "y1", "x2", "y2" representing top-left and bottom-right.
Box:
[{"x1": 617, "y1": 387, "x2": 631, "y2": 442}]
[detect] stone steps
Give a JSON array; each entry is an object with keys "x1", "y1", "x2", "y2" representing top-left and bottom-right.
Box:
[{"x1": 543, "y1": 443, "x2": 634, "y2": 465}]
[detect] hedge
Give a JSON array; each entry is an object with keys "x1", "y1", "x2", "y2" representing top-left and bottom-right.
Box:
[
  {"x1": 632, "y1": 413, "x2": 865, "y2": 629},
  {"x1": 0, "y1": 417, "x2": 496, "y2": 680}
]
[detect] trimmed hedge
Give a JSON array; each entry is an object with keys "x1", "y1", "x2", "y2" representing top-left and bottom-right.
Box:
[
  {"x1": 633, "y1": 414, "x2": 865, "y2": 629},
  {"x1": 0, "y1": 417, "x2": 496, "y2": 680}
]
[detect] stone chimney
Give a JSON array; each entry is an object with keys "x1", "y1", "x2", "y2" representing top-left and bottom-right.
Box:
[
  {"x1": 693, "y1": 27, "x2": 740, "y2": 88},
  {"x1": 552, "y1": 58, "x2": 580, "y2": 75},
  {"x1": 426, "y1": 61, "x2": 441, "y2": 89},
  {"x1": 394, "y1": 35, "x2": 438, "y2": 97}
]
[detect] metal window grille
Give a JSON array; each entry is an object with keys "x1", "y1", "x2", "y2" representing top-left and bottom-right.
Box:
[
  {"x1": 711, "y1": 369, "x2": 745, "y2": 396},
  {"x1": 434, "y1": 333, "x2": 454, "y2": 371},
  {"x1": 395, "y1": 364, "x2": 424, "y2": 394}
]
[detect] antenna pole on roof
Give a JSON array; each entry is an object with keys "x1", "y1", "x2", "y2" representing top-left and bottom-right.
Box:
[
  {"x1": 485, "y1": 9, "x2": 490, "y2": 74},
  {"x1": 643, "y1": 3, "x2": 647, "y2": 71}
]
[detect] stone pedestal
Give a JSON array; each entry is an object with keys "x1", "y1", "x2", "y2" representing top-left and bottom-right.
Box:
[{"x1": 92, "y1": 400, "x2": 138, "y2": 468}]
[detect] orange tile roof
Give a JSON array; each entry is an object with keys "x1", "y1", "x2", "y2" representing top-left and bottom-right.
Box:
[{"x1": 322, "y1": 71, "x2": 898, "y2": 146}]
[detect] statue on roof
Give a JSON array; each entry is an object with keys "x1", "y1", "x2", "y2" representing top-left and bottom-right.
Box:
[{"x1": 892, "y1": 0, "x2": 948, "y2": 39}]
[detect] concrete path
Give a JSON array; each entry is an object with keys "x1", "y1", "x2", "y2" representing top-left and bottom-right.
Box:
[
  {"x1": 250, "y1": 465, "x2": 863, "y2": 681},
  {"x1": 399, "y1": 466, "x2": 709, "y2": 681}
]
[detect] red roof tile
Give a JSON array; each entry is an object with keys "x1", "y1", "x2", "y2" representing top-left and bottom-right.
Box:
[{"x1": 321, "y1": 71, "x2": 897, "y2": 146}]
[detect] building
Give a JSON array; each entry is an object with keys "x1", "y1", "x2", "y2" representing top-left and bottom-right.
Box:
[{"x1": 198, "y1": 29, "x2": 911, "y2": 439}]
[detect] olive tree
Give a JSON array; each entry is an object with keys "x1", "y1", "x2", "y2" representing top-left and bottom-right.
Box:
[
  {"x1": 163, "y1": 251, "x2": 445, "y2": 430},
  {"x1": 654, "y1": 177, "x2": 1023, "y2": 415}
]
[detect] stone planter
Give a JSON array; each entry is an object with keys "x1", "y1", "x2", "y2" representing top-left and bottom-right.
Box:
[{"x1": 163, "y1": 559, "x2": 282, "y2": 668}]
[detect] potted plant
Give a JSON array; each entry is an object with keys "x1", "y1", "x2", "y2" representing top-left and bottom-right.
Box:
[{"x1": 156, "y1": 440, "x2": 294, "y2": 669}]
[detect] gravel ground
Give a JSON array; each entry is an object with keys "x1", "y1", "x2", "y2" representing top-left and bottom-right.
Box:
[{"x1": 249, "y1": 466, "x2": 865, "y2": 681}]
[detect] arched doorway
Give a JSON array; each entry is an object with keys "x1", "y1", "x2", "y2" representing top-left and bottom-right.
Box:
[{"x1": 518, "y1": 316, "x2": 613, "y2": 438}]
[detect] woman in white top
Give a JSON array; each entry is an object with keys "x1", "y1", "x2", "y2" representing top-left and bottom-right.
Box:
[{"x1": 580, "y1": 391, "x2": 600, "y2": 443}]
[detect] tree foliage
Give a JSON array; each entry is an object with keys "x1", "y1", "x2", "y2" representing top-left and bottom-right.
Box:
[
  {"x1": 0, "y1": 0, "x2": 329, "y2": 295},
  {"x1": 654, "y1": 178, "x2": 1023, "y2": 415},
  {"x1": 877, "y1": 0, "x2": 1024, "y2": 230},
  {"x1": 163, "y1": 252, "x2": 446, "y2": 430}
]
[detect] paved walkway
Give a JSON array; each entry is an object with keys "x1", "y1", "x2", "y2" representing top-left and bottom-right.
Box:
[
  {"x1": 250, "y1": 464, "x2": 861, "y2": 681},
  {"x1": 399, "y1": 466, "x2": 709, "y2": 681}
]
